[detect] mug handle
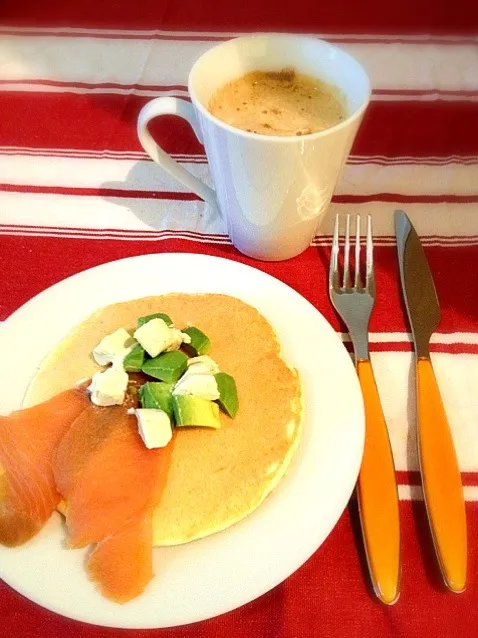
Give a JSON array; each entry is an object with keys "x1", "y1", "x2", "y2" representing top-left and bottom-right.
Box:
[{"x1": 137, "y1": 97, "x2": 217, "y2": 205}]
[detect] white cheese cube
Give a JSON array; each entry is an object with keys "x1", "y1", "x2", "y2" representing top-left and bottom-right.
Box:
[
  {"x1": 92, "y1": 328, "x2": 136, "y2": 366},
  {"x1": 133, "y1": 318, "x2": 172, "y2": 358},
  {"x1": 173, "y1": 373, "x2": 220, "y2": 400},
  {"x1": 134, "y1": 319, "x2": 192, "y2": 357},
  {"x1": 130, "y1": 409, "x2": 173, "y2": 449},
  {"x1": 88, "y1": 366, "x2": 128, "y2": 406},
  {"x1": 165, "y1": 328, "x2": 192, "y2": 352},
  {"x1": 186, "y1": 355, "x2": 220, "y2": 375}
]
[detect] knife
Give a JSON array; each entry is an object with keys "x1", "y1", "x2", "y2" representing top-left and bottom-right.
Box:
[{"x1": 394, "y1": 209, "x2": 467, "y2": 593}]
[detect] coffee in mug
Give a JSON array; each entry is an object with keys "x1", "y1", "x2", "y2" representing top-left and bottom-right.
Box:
[{"x1": 208, "y1": 68, "x2": 345, "y2": 137}]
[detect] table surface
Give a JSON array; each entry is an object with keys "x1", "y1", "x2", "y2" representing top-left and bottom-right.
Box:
[{"x1": 1, "y1": 1, "x2": 478, "y2": 636}]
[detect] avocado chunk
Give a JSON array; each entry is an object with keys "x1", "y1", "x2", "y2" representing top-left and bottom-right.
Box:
[
  {"x1": 172, "y1": 395, "x2": 220, "y2": 429},
  {"x1": 137, "y1": 312, "x2": 173, "y2": 328},
  {"x1": 123, "y1": 343, "x2": 146, "y2": 372},
  {"x1": 182, "y1": 326, "x2": 211, "y2": 356},
  {"x1": 141, "y1": 351, "x2": 188, "y2": 383},
  {"x1": 214, "y1": 372, "x2": 239, "y2": 418},
  {"x1": 138, "y1": 381, "x2": 174, "y2": 418}
]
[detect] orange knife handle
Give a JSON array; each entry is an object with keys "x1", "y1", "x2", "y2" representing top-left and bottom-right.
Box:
[
  {"x1": 416, "y1": 357, "x2": 467, "y2": 592},
  {"x1": 356, "y1": 359, "x2": 401, "y2": 605}
]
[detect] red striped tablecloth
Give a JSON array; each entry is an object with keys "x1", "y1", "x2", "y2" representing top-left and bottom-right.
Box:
[{"x1": 1, "y1": 1, "x2": 477, "y2": 636}]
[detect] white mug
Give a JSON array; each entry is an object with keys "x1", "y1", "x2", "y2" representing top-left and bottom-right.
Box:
[{"x1": 137, "y1": 34, "x2": 371, "y2": 261}]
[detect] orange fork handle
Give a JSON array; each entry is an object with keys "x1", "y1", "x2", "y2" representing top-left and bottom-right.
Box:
[
  {"x1": 417, "y1": 357, "x2": 467, "y2": 592},
  {"x1": 356, "y1": 359, "x2": 401, "y2": 605}
]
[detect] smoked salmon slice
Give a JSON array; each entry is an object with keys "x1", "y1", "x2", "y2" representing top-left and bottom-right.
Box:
[
  {"x1": 86, "y1": 439, "x2": 175, "y2": 603},
  {"x1": 87, "y1": 514, "x2": 154, "y2": 604},
  {"x1": 55, "y1": 404, "x2": 174, "y2": 549},
  {"x1": 0, "y1": 388, "x2": 90, "y2": 547},
  {"x1": 55, "y1": 404, "x2": 176, "y2": 602}
]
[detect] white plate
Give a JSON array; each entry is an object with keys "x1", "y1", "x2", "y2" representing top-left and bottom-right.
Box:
[{"x1": 0, "y1": 253, "x2": 364, "y2": 629}]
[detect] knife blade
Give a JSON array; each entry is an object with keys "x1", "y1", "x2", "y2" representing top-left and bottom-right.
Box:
[{"x1": 395, "y1": 209, "x2": 467, "y2": 593}]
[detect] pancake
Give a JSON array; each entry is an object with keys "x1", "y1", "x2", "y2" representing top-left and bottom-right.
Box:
[{"x1": 24, "y1": 294, "x2": 303, "y2": 546}]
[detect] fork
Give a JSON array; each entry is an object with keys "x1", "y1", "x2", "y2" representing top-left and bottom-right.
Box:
[{"x1": 329, "y1": 213, "x2": 401, "y2": 605}]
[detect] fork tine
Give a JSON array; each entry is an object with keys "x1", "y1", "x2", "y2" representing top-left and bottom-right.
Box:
[
  {"x1": 343, "y1": 214, "x2": 351, "y2": 289},
  {"x1": 329, "y1": 213, "x2": 340, "y2": 290},
  {"x1": 366, "y1": 215, "x2": 374, "y2": 291},
  {"x1": 354, "y1": 215, "x2": 362, "y2": 289}
]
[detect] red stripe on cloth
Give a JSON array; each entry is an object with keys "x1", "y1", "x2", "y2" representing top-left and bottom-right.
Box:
[
  {"x1": 355, "y1": 101, "x2": 478, "y2": 158},
  {"x1": 0, "y1": 183, "x2": 201, "y2": 200},
  {"x1": 0, "y1": 92, "x2": 203, "y2": 155},
  {"x1": 334, "y1": 194, "x2": 478, "y2": 204},
  {"x1": 1, "y1": 237, "x2": 478, "y2": 338},
  {"x1": 396, "y1": 471, "x2": 478, "y2": 487},
  {"x1": 3, "y1": 184, "x2": 478, "y2": 205},
  {"x1": 1, "y1": 93, "x2": 478, "y2": 158},
  {"x1": 0, "y1": 0, "x2": 476, "y2": 35}
]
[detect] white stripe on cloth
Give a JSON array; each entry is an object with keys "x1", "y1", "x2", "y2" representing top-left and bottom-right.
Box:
[
  {"x1": 341, "y1": 333, "x2": 478, "y2": 345},
  {"x1": 398, "y1": 486, "x2": 478, "y2": 502},
  {"x1": 2, "y1": 147, "x2": 477, "y2": 166},
  {"x1": 1, "y1": 155, "x2": 477, "y2": 197},
  {"x1": 371, "y1": 93, "x2": 478, "y2": 103},
  {"x1": 1, "y1": 83, "x2": 476, "y2": 101},
  {"x1": 3, "y1": 226, "x2": 478, "y2": 247},
  {"x1": 371, "y1": 352, "x2": 478, "y2": 474},
  {"x1": 1, "y1": 36, "x2": 477, "y2": 95},
  {"x1": 0, "y1": 191, "x2": 477, "y2": 244},
  {"x1": 1, "y1": 27, "x2": 477, "y2": 43}
]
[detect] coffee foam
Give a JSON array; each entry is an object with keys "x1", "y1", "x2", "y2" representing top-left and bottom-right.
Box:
[{"x1": 208, "y1": 69, "x2": 345, "y2": 137}]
